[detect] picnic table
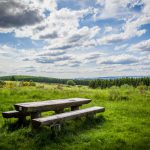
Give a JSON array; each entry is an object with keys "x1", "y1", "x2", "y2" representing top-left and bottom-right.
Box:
[
  {"x1": 3, "y1": 98, "x2": 91, "y2": 120},
  {"x1": 14, "y1": 98, "x2": 91, "y2": 119},
  {"x1": 2, "y1": 98, "x2": 105, "y2": 131}
]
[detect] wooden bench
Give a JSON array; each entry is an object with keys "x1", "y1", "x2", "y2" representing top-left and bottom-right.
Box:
[
  {"x1": 2, "y1": 110, "x2": 30, "y2": 123},
  {"x1": 32, "y1": 106, "x2": 105, "y2": 128},
  {"x1": 2, "y1": 110, "x2": 30, "y2": 118}
]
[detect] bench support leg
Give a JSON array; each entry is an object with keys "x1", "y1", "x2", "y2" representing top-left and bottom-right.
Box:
[
  {"x1": 18, "y1": 116, "x2": 26, "y2": 125},
  {"x1": 86, "y1": 113, "x2": 95, "y2": 120},
  {"x1": 51, "y1": 124, "x2": 61, "y2": 137},
  {"x1": 31, "y1": 112, "x2": 41, "y2": 119},
  {"x1": 71, "y1": 105, "x2": 80, "y2": 111},
  {"x1": 55, "y1": 109, "x2": 64, "y2": 114}
]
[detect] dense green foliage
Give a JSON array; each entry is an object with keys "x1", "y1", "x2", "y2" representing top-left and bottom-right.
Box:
[
  {"x1": 67, "y1": 80, "x2": 76, "y2": 86},
  {"x1": 89, "y1": 77, "x2": 150, "y2": 89},
  {"x1": 0, "y1": 83, "x2": 150, "y2": 150}
]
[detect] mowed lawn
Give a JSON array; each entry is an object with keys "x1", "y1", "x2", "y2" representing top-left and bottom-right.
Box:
[{"x1": 0, "y1": 83, "x2": 150, "y2": 150}]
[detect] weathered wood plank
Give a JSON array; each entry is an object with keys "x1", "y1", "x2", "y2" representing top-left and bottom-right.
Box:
[
  {"x1": 32, "y1": 106, "x2": 105, "y2": 127},
  {"x1": 15, "y1": 98, "x2": 91, "y2": 113},
  {"x1": 2, "y1": 110, "x2": 30, "y2": 118}
]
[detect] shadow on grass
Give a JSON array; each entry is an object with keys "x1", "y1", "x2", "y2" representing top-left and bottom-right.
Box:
[
  {"x1": 1, "y1": 115, "x2": 105, "y2": 149},
  {"x1": 1, "y1": 119, "x2": 31, "y2": 132},
  {"x1": 30, "y1": 115, "x2": 106, "y2": 148}
]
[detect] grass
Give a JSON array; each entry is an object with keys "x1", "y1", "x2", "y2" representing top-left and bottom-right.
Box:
[{"x1": 0, "y1": 83, "x2": 150, "y2": 150}]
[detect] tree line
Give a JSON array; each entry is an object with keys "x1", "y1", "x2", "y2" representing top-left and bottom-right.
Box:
[
  {"x1": 0, "y1": 75, "x2": 149, "y2": 88},
  {"x1": 0, "y1": 76, "x2": 89, "y2": 85},
  {"x1": 89, "y1": 77, "x2": 150, "y2": 88}
]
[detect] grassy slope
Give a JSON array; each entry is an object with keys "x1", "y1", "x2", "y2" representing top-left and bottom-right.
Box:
[{"x1": 0, "y1": 83, "x2": 150, "y2": 150}]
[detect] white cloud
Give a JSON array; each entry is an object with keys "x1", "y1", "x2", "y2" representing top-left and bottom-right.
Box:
[
  {"x1": 97, "y1": 15, "x2": 149, "y2": 45},
  {"x1": 97, "y1": 54, "x2": 139, "y2": 65},
  {"x1": 95, "y1": 0, "x2": 140, "y2": 20},
  {"x1": 114, "y1": 44, "x2": 128, "y2": 51},
  {"x1": 94, "y1": 0, "x2": 150, "y2": 45},
  {"x1": 104, "y1": 26, "x2": 113, "y2": 33},
  {"x1": 129, "y1": 39, "x2": 150, "y2": 52}
]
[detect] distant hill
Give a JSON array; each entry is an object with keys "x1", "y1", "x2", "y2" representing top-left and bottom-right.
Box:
[
  {"x1": 76, "y1": 75, "x2": 150, "y2": 80},
  {"x1": 0, "y1": 75, "x2": 89, "y2": 85}
]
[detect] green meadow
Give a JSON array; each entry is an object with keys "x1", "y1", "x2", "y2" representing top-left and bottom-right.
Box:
[{"x1": 0, "y1": 83, "x2": 150, "y2": 150}]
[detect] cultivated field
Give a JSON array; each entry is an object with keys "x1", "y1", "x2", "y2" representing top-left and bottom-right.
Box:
[{"x1": 0, "y1": 83, "x2": 150, "y2": 150}]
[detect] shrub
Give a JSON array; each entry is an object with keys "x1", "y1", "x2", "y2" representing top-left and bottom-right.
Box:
[
  {"x1": 0, "y1": 80, "x2": 6, "y2": 88},
  {"x1": 121, "y1": 84, "x2": 133, "y2": 89},
  {"x1": 19, "y1": 81, "x2": 29, "y2": 86},
  {"x1": 19, "y1": 81, "x2": 36, "y2": 87},
  {"x1": 57, "y1": 84, "x2": 63, "y2": 90},
  {"x1": 29, "y1": 80, "x2": 36, "y2": 86},
  {"x1": 5, "y1": 81, "x2": 16, "y2": 88},
  {"x1": 108, "y1": 89, "x2": 120, "y2": 101},
  {"x1": 67, "y1": 80, "x2": 76, "y2": 86},
  {"x1": 108, "y1": 86, "x2": 129, "y2": 101},
  {"x1": 36, "y1": 85, "x2": 44, "y2": 89},
  {"x1": 137, "y1": 84, "x2": 147, "y2": 94}
]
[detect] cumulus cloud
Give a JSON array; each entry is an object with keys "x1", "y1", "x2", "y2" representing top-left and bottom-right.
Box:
[
  {"x1": 35, "y1": 55, "x2": 72, "y2": 64},
  {"x1": 0, "y1": 0, "x2": 44, "y2": 28},
  {"x1": 95, "y1": 0, "x2": 138, "y2": 20},
  {"x1": 37, "y1": 50, "x2": 66, "y2": 56},
  {"x1": 94, "y1": 0, "x2": 150, "y2": 45},
  {"x1": 114, "y1": 44, "x2": 128, "y2": 51},
  {"x1": 129, "y1": 39, "x2": 150, "y2": 52},
  {"x1": 97, "y1": 54, "x2": 138, "y2": 65},
  {"x1": 104, "y1": 26, "x2": 113, "y2": 33}
]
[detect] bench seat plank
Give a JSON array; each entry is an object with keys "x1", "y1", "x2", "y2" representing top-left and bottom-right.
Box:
[
  {"x1": 2, "y1": 110, "x2": 30, "y2": 118},
  {"x1": 15, "y1": 98, "x2": 91, "y2": 113},
  {"x1": 32, "y1": 106, "x2": 105, "y2": 127}
]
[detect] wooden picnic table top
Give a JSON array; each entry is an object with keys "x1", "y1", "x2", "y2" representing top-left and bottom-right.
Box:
[{"x1": 14, "y1": 98, "x2": 91, "y2": 113}]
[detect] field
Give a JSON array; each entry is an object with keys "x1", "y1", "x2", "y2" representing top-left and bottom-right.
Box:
[{"x1": 0, "y1": 83, "x2": 150, "y2": 150}]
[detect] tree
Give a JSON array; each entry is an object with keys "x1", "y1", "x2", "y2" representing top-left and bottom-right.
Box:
[
  {"x1": 11, "y1": 76, "x2": 15, "y2": 81},
  {"x1": 67, "y1": 80, "x2": 76, "y2": 86}
]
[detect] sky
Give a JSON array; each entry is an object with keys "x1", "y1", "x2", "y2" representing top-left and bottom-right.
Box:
[{"x1": 0, "y1": 0, "x2": 150, "y2": 78}]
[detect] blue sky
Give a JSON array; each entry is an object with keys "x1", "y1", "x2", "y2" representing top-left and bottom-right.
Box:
[{"x1": 0, "y1": 0, "x2": 150, "y2": 78}]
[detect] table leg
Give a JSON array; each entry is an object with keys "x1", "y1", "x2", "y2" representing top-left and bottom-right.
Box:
[
  {"x1": 18, "y1": 116, "x2": 26, "y2": 125},
  {"x1": 55, "y1": 109, "x2": 64, "y2": 114},
  {"x1": 31, "y1": 112, "x2": 41, "y2": 119},
  {"x1": 71, "y1": 105, "x2": 80, "y2": 111},
  {"x1": 51, "y1": 124, "x2": 61, "y2": 137},
  {"x1": 86, "y1": 113, "x2": 95, "y2": 120}
]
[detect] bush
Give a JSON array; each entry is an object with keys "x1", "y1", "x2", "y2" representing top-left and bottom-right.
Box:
[
  {"x1": 19, "y1": 81, "x2": 36, "y2": 87},
  {"x1": 108, "y1": 86, "x2": 129, "y2": 101},
  {"x1": 57, "y1": 84, "x2": 63, "y2": 90},
  {"x1": 108, "y1": 88, "x2": 121, "y2": 101},
  {"x1": 137, "y1": 84, "x2": 147, "y2": 94},
  {"x1": 120, "y1": 84, "x2": 133, "y2": 89},
  {"x1": 67, "y1": 80, "x2": 76, "y2": 86},
  {"x1": 29, "y1": 80, "x2": 36, "y2": 86},
  {"x1": 5, "y1": 81, "x2": 16, "y2": 88},
  {"x1": 0, "y1": 80, "x2": 6, "y2": 88}
]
